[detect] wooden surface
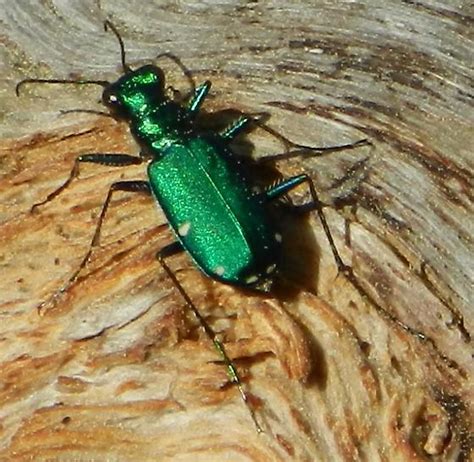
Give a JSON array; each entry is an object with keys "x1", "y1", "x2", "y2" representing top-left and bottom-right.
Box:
[{"x1": 0, "y1": 1, "x2": 472, "y2": 461}]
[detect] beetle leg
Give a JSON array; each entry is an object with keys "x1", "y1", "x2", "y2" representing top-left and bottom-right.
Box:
[
  {"x1": 187, "y1": 81, "x2": 212, "y2": 115},
  {"x1": 265, "y1": 174, "x2": 350, "y2": 275},
  {"x1": 37, "y1": 180, "x2": 151, "y2": 314},
  {"x1": 258, "y1": 138, "x2": 371, "y2": 164},
  {"x1": 263, "y1": 174, "x2": 307, "y2": 201},
  {"x1": 31, "y1": 153, "x2": 144, "y2": 212},
  {"x1": 220, "y1": 113, "x2": 370, "y2": 158},
  {"x1": 156, "y1": 243, "x2": 263, "y2": 433},
  {"x1": 219, "y1": 116, "x2": 253, "y2": 141}
]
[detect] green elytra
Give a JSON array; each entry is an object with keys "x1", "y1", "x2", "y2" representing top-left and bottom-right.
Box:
[{"x1": 16, "y1": 21, "x2": 370, "y2": 432}]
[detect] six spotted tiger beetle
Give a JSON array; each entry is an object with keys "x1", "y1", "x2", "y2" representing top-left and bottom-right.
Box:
[{"x1": 16, "y1": 21, "x2": 370, "y2": 433}]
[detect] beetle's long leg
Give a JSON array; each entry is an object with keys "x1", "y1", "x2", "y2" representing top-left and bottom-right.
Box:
[
  {"x1": 38, "y1": 180, "x2": 151, "y2": 314},
  {"x1": 243, "y1": 116, "x2": 371, "y2": 161},
  {"x1": 157, "y1": 242, "x2": 263, "y2": 433},
  {"x1": 31, "y1": 153, "x2": 144, "y2": 213},
  {"x1": 258, "y1": 138, "x2": 371, "y2": 164},
  {"x1": 187, "y1": 81, "x2": 211, "y2": 115},
  {"x1": 219, "y1": 113, "x2": 370, "y2": 160},
  {"x1": 220, "y1": 116, "x2": 253, "y2": 141},
  {"x1": 265, "y1": 174, "x2": 350, "y2": 275}
]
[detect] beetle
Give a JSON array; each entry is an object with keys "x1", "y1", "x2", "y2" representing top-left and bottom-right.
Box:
[{"x1": 16, "y1": 21, "x2": 369, "y2": 432}]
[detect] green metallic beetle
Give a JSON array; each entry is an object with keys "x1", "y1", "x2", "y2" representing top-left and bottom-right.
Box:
[
  {"x1": 17, "y1": 21, "x2": 369, "y2": 432},
  {"x1": 107, "y1": 64, "x2": 284, "y2": 290}
]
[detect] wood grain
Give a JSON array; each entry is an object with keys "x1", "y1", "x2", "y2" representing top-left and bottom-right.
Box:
[{"x1": 0, "y1": 1, "x2": 472, "y2": 461}]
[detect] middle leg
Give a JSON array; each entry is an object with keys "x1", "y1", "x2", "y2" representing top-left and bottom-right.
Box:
[{"x1": 265, "y1": 174, "x2": 350, "y2": 275}]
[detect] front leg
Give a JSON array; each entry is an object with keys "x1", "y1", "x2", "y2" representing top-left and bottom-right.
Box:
[{"x1": 31, "y1": 153, "x2": 144, "y2": 212}]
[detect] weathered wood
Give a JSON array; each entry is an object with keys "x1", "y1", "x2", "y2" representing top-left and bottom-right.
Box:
[{"x1": 0, "y1": 1, "x2": 472, "y2": 461}]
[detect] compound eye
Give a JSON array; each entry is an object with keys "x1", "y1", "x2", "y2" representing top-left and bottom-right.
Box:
[
  {"x1": 106, "y1": 92, "x2": 119, "y2": 104},
  {"x1": 102, "y1": 88, "x2": 121, "y2": 107}
]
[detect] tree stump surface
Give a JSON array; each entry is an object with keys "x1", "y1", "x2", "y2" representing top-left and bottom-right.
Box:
[{"x1": 0, "y1": 2, "x2": 472, "y2": 461}]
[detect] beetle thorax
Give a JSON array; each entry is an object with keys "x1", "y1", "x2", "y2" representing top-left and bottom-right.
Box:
[{"x1": 130, "y1": 101, "x2": 191, "y2": 153}]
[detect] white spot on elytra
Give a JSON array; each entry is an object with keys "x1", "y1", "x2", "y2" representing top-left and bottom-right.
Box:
[
  {"x1": 266, "y1": 264, "x2": 277, "y2": 274},
  {"x1": 214, "y1": 266, "x2": 225, "y2": 276},
  {"x1": 178, "y1": 221, "x2": 191, "y2": 237},
  {"x1": 274, "y1": 232, "x2": 282, "y2": 243},
  {"x1": 245, "y1": 275, "x2": 258, "y2": 284}
]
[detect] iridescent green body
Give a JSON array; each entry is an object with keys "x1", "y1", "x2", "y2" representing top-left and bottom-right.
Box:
[{"x1": 103, "y1": 65, "x2": 281, "y2": 289}]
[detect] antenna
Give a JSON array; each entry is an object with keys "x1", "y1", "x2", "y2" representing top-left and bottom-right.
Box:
[
  {"x1": 104, "y1": 20, "x2": 131, "y2": 73},
  {"x1": 15, "y1": 78, "x2": 109, "y2": 96}
]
